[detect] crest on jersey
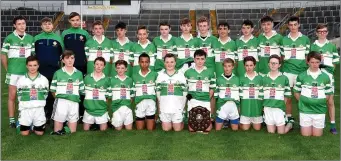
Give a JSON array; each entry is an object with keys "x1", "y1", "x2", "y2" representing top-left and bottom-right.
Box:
[
  {"x1": 278, "y1": 84, "x2": 282, "y2": 88},
  {"x1": 75, "y1": 79, "x2": 79, "y2": 83},
  {"x1": 299, "y1": 45, "x2": 303, "y2": 48},
  {"x1": 100, "y1": 86, "x2": 104, "y2": 89},
  {"x1": 205, "y1": 77, "x2": 208, "y2": 81},
  {"x1": 233, "y1": 84, "x2": 237, "y2": 88},
  {"x1": 321, "y1": 83, "x2": 324, "y2": 87},
  {"x1": 149, "y1": 80, "x2": 153, "y2": 84},
  {"x1": 53, "y1": 41, "x2": 57, "y2": 46},
  {"x1": 250, "y1": 46, "x2": 254, "y2": 50}
]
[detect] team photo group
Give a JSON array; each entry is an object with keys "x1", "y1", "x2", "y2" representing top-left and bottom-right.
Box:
[{"x1": 1, "y1": 11, "x2": 339, "y2": 137}]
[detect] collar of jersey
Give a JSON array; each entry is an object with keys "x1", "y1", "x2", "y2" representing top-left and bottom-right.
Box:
[
  {"x1": 244, "y1": 71, "x2": 258, "y2": 80},
  {"x1": 307, "y1": 68, "x2": 322, "y2": 76},
  {"x1": 163, "y1": 70, "x2": 178, "y2": 77},
  {"x1": 193, "y1": 66, "x2": 207, "y2": 73},
  {"x1": 314, "y1": 39, "x2": 329, "y2": 48},
  {"x1": 287, "y1": 32, "x2": 302, "y2": 41},
  {"x1": 267, "y1": 72, "x2": 282, "y2": 80},
  {"x1": 91, "y1": 72, "x2": 105, "y2": 80},
  {"x1": 139, "y1": 69, "x2": 151, "y2": 77},
  {"x1": 221, "y1": 73, "x2": 234, "y2": 80},
  {"x1": 218, "y1": 37, "x2": 231, "y2": 44},
  {"x1": 25, "y1": 72, "x2": 40, "y2": 81},
  {"x1": 62, "y1": 67, "x2": 77, "y2": 75},
  {"x1": 13, "y1": 30, "x2": 26, "y2": 40},
  {"x1": 93, "y1": 35, "x2": 105, "y2": 44},
  {"x1": 116, "y1": 37, "x2": 130, "y2": 45},
  {"x1": 160, "y1": 34, "x2": 172, "y2": 43},
  {"x1": 197, "y1": 32, "x2": 211, "y2": 39},
  {"x1": 138, "y1": 40, "x2": 151, "y2": 48},
  {"x1": 180, "y1": 34, "x2": 193, "y2": 42},
  {"x1": 262, "y1": 30, "x2": 277, "y2": 39},
  {"x1": 115, "y1": 75, "x2": 128, "y2": 81},
  {"x1": 239, "y1": 35, "x2": 254, "y2": 43}
]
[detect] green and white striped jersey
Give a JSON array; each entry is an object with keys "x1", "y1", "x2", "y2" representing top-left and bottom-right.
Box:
[
  {"x1": 83, "y1": 73, "x2": 110, "y2": 116},
  {"x1": 50, "y1": 67, "x2": 85, "y2": 102},
  {"x1": 184, "y1": 66, "x2": 216, "y2": 102},
  {"x1": 156, "y1": 70, "x2": 187, "y2": 113},
  {"x1": 281, "y1": 32, "x2": 310, "y2": 74},
  {"x1": 174, "y1": 35, "x2": 199, "y2": 69},
  {"x1": 197, "y1": 35, "x2": 218, "y2": 70},
  {"x1": 293, "y1": 69, "x2": 332, "y2": 114},
  {"x1": 257, "y1": 31, "x2": 283, "y2": 75},
  {"x1": 130, "y1": 40, "x2": 157, "y2": 72},
  {"x1": 85, "y1": 36, "x2": 113, "y2": 76},
  {"x1": 215, "y1": 73, "x2": 240, "y2": 111},
  {"x1": 17, "y1": 73, "x2": 49, "y2": 110},
  {"x1": 239, "y1": 72, "x2": 263, "y2": 117},
  {"x1": 132, "y1": 69, "x2": 158, "y2": 104},
  {"x1": 112, "y1": 38, "x2": 134, "y2": 76},
  {"x1": 310, "y1": 40, "x2": 340, "y2": 74},
  {"x1": 152, "y1": 35, "x2": 176, "y2": 72},
  {"x1": 262, "y1": 72, "x2": 291, "y2": 111},
  {"x1": 212, "y1": 38, "x2": 237, "y2": 76},
  {"x1": 108, "y1": 75, "x2": 134, "y2": 112},
  {"x1": 235, "y1": 35, "x2": 259, "y2": 76},
  {"x1": 1, "y1": 31, "x2": 34, "y2": 75}
]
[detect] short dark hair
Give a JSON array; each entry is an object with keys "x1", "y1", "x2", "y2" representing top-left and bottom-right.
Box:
[
  {"x1": 13, "y1": 15, "x2": 26, "y2": 25},
  {"x1": 288, "y1": 16, "x2": 300, "y2": 24},
  {"x1": 180, "y1": 18, "x2": 191, "y2": 25},
  {"x1": 69, "y1": 12, "x2": 80, "y2": 20},
  {"x1": 223, "y1": 58, "x2": 234, "y2": 66},
  {"x1": 115, "y1": 60, "x2": 128, "y2": 68},
  {"x1": 243, "y1": 56, "x2": 257, "y2": 65},
  {"x1": 242, "y1": 19, "x2": 254, "y2": 28},
  {"x1": 217, "y1": 22, "x2": 230, "y2": 30},
  {"x1": 139, "y1": 52, "x2": 150, "y2": 62},
  {"x1": 307, "y1": 51, "x2": 321, "y2": 62},
  {"x1": 26, "y1": 55, "x2": 39, "y2": 65},
  {"x1": 194, "y1": 49, "x2": 207, "y2": 58},
  {"x1": 260, "y1": 16, "x2": 273, "y2": 23},
  {"x1": 137, "y1": 25, "x2": 148, "y2": 33},
  {"x1": 163, "y1": 53, "x2": 176, "y2": 61},
  {"x1": 40, "y1": 17, "x2": 53, "y2": 25},
  {"x1": 92, "y1": 20, "x2": 103, "y2": 28},
  {"x1": 94, "y1": 57, "x2": 106, "y2": 66},
  {"x1": 316, "y1": 23, "x2": 328, "y2": 32},
  {"x1": 159, "y1": 21, "x2": 171, "y2": 28},
  {"x1": 61, "y1": 50, "x2": 75, "y2": 60},
  {"x1": 115, "y1": 21, "x2": 127, "y2": 30},
  {"x1": 269, "y1": 55, "x2": 282, "y2": 64}
]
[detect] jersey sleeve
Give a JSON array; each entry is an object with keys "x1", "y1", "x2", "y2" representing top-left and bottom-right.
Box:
[
  {"x1": 129, "y1": 44, "x2": 135, "y2": 63},
  {"x1": 105, "y1": 78, "x2": 111, "y2": 98},
  {"x1": 16, "y1": 79, "x2": 23, "y2": 101},
  {"x1": 78, "y1": 75, "x2": 85, "y2": 95},
  {"x1": 1, "y1": 36, "x2": 10, "y2": 55},
  {"x1": 209, "y1": 71, "x2": 216, "y2": 90},
  {"x1": 332, "y1": 45, "x2": 340, "y2": 65},
  {"x1": 155, "y1": 74, "x2": 162, "y2": 92},
  {"x1": 50, "y1": 72, "x2": 58, "y2": 93},
  {"x1": 324, "y1": 75, "x2": 333, "y2": 95},
  {"x1": 293, "y1": 74, "x2": 302, "y2": 93},
  {"x1": 305, "y1": 37, "x2": 311, "y2": 55},
  {"x1": 280, "y1": 38, "x2": 284, "y2": 56},
  {"x1": 284, "y1": 76, "x2": 292, "y2": 97},
  {"x1": 258, "y1": 77, "x2": 264, "y2": 100},
  {"x1": 31, "y1": 38, "x2": 35, "y2": 56},
  {"x1": 84, "y1": 41, "x2": 90, "y2": 58},
  {"x1": 239, "y1": 78, "x2": 243, "y2": 99}
]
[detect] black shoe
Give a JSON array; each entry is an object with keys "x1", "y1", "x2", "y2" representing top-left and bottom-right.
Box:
[
  {"x1": 50, "y1": 130, "x2": 65, "y2": 135},
  {"x1": 90, "y1": 124, "x2": 99, "y2": 131},
  {"x1": 10, "y1": 122, "x2": 16, "y2": 128}
]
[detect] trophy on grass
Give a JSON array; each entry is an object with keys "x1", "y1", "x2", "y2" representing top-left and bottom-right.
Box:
[{"x1": 188, "y1": 106, "x2": 211, "y2": 133}]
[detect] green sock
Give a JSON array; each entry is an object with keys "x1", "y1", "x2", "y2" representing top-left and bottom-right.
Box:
[
  {"x1": 330, "y1": 122, "x2": 336, "y2": 129},
  {"x1": 9, "y1": 117, "x2": 15, "y2": 123}
]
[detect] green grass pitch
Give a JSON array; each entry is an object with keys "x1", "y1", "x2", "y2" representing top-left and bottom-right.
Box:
[{"x1": 1, "y1": 66, "x2": 340, "y2": 160}]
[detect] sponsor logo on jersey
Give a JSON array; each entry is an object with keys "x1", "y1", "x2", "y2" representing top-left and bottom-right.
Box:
[
  {"x1": 311, "y1": 82, "x2": 318, "y2": 98},
  {"x1": 168, "y1": 83, "x2": 174, "y2": 95}
]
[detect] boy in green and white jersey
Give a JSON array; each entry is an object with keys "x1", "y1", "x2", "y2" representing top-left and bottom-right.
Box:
[
  {"x1": 239, "y1": 56, "x2": 263, "y2": 131},
  {"x1": 153, "y1": 22, "x2": 176, "y2": 73},
  {"x1": 50, "y1": 50, "x2": 85, "y2": 134},
  {"x1": 262, "y1": 55, "x2": 291, "y2": 134},
  {"x1": 109, "y1": 60, "x2": 134, "y2": 130},
  {"x1": 174, "y1": 18, "x2": 199, "y2": 73},
  {"x1": 235, "y1": 20, "x2": 259, "y2": 77},
  {"x1": 212, "y1": 22, "x2": 237, "y2": 76},
  {"x1": 17, "y1": 56, "x2": 49, "y2": 136},
  {"x1": 131, "y1": 26, "x2": 157, "y2": 72},
  {"x1": 293, "y1": 51, "x2": 332, "y2": 137},
  {"x1": 133, "y1": 53, "x2": 158, "y2": 131},
  {"x1": 185, "y1": 49, "x2": 216, "y2": 132},
  {"x1": 156, "y1": 54, "x2": 187, "y2": 131},
  {"x1": 214, "y1": 58, "x2": 239, "y2": 131},
  {"x1": 258, "y1": 16, "x2": 283, "y2": 76},
  {"x1": 112, "y1": 22, "x2": 134, "y2": 77},
  {"x1": 310, "y1": 24, "x2": 339, "y2": 134},
  {"x1": 1, "y1": 16, "x2": 35, "y2": 128},
  {"x1": 196, "y1": 16, "x2": 217, "y2": 72},
  {"x1": 85, "y1": 21, "x2": 113, "y2": 76},
  {"x1": 82, "y1": 57, "x2": 110, "y2": 131},
  {"x1": 281, "y1": 16, "x2": 310, "y2": 126}
]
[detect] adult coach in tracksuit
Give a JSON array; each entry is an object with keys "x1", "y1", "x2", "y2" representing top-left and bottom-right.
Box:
[
  {"x1": 61, "y1": 12, "x2": 91, "y2": 118},
  {"x1": 34, "y1": 17, "x2": 64, "y2": 124}
]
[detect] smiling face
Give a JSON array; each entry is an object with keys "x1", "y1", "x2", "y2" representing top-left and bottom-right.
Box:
[
  {"x1": 137, "y1": 29, "x2": 148, "y2": 42},
  {"x1": 26, "y1": 60, "x2": 39, "y2": 75},
  {"x1": 164, "y1": 56, "x2": 176, "y2": 71}
]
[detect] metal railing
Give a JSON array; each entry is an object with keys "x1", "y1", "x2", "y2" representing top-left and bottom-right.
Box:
[
  {"x1": 1, "y1": 3, "x2": 64, "y2": 12},
  {"x1": 215, "y1": 3, "x2": 274, "y2": 10}
]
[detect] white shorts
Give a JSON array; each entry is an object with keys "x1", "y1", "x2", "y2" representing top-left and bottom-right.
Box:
[
  {"x1": 135, "y1": 99, "x2": 156, "y2": 118},
  {"x1": 321, "y1": 68, "x2": 335, "y2": 93},
  {"x1": 160, "y1": 112, "x2": 183, "y2": 123},
  {"x1": 112, "y1": 106, "x2": 133, "y2": 127},
  {"x1": 187, "y1": 99, "x2": 211, "y2": 112},
  {"x1": 299, "y1": 113, "x2": 325, "y2": 129},
  {"x1": 18, "y1": 107, "x2": 46, "y2": 127},
  {"x1": 283, "y1": 72, "x2": 298, "y2": 88},
  {"x1": 6, "y1": 73, "x2": 24, "y2": 86},
  {"x1": 82, "y1": 111, "x2": 109, "y2": 124},
  {"x1": 51, "y1": 98, "x2": 79, "y2": 123},
  {"x1": 240, "y1": 115, "x2": 263, "y2": 124},
  {"x1": 216, "y1": 101, "x2": 239, "y2": 121},
  {"x1": 263, "y1": 107, "x2": 286, "y2": 126}
]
